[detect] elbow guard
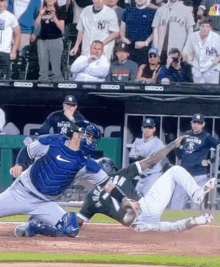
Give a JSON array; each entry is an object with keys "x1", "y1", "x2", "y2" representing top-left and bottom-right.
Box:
[{"x1": 16, "y1": 147, "x2": 34, "y2": 171}]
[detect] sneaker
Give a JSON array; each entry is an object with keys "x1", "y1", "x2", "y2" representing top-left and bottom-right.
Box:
[
  {"x1": 193, "y1": 178, "x2": 217, "y2": 206},
  {"x1": 189, "y1": 214, "x2": 214, "y2": 226},
  {"x1": 14, "y1": 222, "x2": 29, "y2": 237},
  {"x1": 122, "y1": 197, "x2": 142, "y2": 216}
]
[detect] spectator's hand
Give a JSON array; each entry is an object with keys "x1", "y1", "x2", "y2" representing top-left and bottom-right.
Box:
[
  {"x1": 197, "y1": 8, "x2": 204, "y2": 16},
  {"x1": 135, "y1": 41, "x2": 146, "y2": 49},
  {"x1": 9, "y1": 165, "x2": 23, "y2": 178},
  {"x1": 10, "y1": 51, "x2": 17, "y2": 60},
  {"x1": 70, "y1": 46, "x2": 78, "y2": 56},
  {"x1": 166, "y1": 56, "x2": 173, "y2": 68},
  {"x1": 161, "y1": 78, "x2": 170, "y2": 84},
  {"x1": 30, "y1": 33, "x2": 36, "y2": 43},
  {"x1": 201, "y1": 159, "x2": 211, "y2": 166},
  {"x1": 121, "y1": 37, "x2": 131, "y2": 45},
  {"x1": 63, "y1": 105, "x2": 77, "y2": 120},
  {"x1": 212, "y1": 54, "x2": 220, "y2": 64},
  {"x1": 40, "y1": 6, "x2": 46, "y2": 16},
  {"x1": 89, "y1": 55, "x2": 98, "y2": 62},
  {"x1": 50, "y1": 9, "x2": 56, "y2": 19}
]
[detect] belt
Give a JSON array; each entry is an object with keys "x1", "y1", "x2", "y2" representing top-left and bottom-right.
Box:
[{"x1": 19, "y1": 180, "x2": 47, "y2": 202}]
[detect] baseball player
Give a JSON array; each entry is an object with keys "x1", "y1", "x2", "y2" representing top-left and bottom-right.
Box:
[
  {"x1": 5, "y1": 121, "x2": 139, "y2": 238},
  {"x1": 69, "y1": 0, "x2": 119, "y2": 60},
  {"x1": 170, "y1": 113, "x2": 220, "y2": 210},
  {"x1": 77, "y1": 137, "x2": 216, "y2": 233},
  {"x1": 129, "y1": 118, "x2": 164, "y2": 196},
  {"x1": 152, "y1": 0, "x2": 195, "y2": 63},
  {"x1": 182, "y1": 18, "x2": 220, "y2": 84},
  {"x1": 38, "y1": 95, "x2": 85, "y2": 136}
]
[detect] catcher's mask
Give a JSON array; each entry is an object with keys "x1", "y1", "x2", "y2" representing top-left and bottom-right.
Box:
[
  {"x1": 66, "y1": 121, "x2": 102, "y2": 155},
  {"x1": 96, "y1": 157, "x2": 118, "y2": 174}
]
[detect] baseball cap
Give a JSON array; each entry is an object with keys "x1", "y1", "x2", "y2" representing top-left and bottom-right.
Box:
[
  {"x1": 148, "y1": 47, "x2": 159, "y2": 56},
  {"x1": 115, "y1": 42, "x2": 130, "y2": 53},
  {"x1": 63, "y1": 95, "x2": 77, "y2": 105},
  {"x1": 192, "y1": 113, "x2": 205, "y2": 123},
  {"x1": 142, "y1": 118, "x2": 155, "y2": 128}
]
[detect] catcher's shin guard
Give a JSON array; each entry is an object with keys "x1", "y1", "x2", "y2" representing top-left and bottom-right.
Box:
[{"x1": 25, "y1": 212, "x2": 79, "y2": 237}]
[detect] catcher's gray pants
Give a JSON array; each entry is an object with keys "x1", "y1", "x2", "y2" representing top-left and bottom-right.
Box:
[
  {"x1": 0, "y1": 179, "x2": 65, "y2": 226},
  {"x1": 170, "y1": 174, "x2": 207, "y2": 210},
  {"x1": 133, "y1": 166, "x2": 201, "y2": 232}
]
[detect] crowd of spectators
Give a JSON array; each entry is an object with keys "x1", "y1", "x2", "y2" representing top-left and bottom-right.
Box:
[{"x1": 2, "y1": 0, "x2": 220, "y2": 84}]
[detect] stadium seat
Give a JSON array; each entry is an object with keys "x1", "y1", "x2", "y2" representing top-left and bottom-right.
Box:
[
  {"x1": 23, "y1": 124, "x2": 42, "y2": 136},
  {"x1": 104, "y1": 126, "x2": 121, "y2": 138},
  {"x1": 3, "y1": 122, "x2": 20, "y2": 135}
]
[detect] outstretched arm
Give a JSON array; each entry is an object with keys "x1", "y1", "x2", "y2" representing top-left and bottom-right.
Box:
[{"x1": 139, "y1": 136, "x2": 187, "y2": 172}]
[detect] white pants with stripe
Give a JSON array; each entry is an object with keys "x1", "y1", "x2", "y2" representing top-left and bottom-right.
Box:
[{"x1": 132, "y1": 166, "x2": 201, "y2": 232}]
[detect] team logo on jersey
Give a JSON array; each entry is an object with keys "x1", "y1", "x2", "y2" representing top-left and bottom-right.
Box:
[
  {"x1": 98, "y1": 20, "x2": 106, "y2": 30},
  {"x1": 56, "y1": 155, "x2": 71, "y2": 163},
  {"x1": 209, "y1": 4, "x2": 220, "y2": 15},
  {"x1": 206, "y1": 47, "x2": 217, "y2": 56}
]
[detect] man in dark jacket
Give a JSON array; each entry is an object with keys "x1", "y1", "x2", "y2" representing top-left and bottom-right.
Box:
[{"x1": 39, "y1": 95, "x2": 85, "y2": 135}]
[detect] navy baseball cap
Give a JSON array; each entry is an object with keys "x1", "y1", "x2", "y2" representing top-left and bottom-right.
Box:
[
  {"x1": 148, "y1": 47, "x2": 159, "y2": 56},
  {"x1": 64, "y1": 95, "x2": 77, "y2": 105},
  {"x1": 142, "y1": 118, "x2": 155, "y2": 128},
  {"x1": 192, "y1": 113, "x2": 205, "y2": 123}
]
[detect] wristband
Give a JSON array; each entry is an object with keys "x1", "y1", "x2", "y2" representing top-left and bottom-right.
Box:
[{"x1": 110, "y1": 186, "x2": 125, "y2": 202}]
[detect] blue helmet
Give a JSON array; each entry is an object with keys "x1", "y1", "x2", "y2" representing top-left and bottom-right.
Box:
[
  {"x1": 96, "y1": 157, "x2": 118, "y2": 174},
  {"x1": 75, "y1": 121, "x2": 102, "y2": 155}
]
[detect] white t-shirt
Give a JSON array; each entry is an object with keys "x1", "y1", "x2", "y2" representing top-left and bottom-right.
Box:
[
  {"x1": 0, "y1": 10, "x2": 18, "y2": 53},
  {"x1": 183, "y1": 30, "x2": 220, "y2": 72},
  {"x1": 77, "y1": 5, "x2": 119, "y2": 60}
]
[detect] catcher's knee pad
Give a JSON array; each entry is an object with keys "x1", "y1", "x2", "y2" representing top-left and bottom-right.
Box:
[{"x1": 57, "y1": 212, "x2": 79, "y2": 237}]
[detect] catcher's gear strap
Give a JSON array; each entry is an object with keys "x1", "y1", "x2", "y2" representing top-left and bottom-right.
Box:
[
  {"x1": 110, "y1": 185, "x2": 126, "y2": 202},
  {"x1": 16, "y1": 146, "x2": 34, "y2": 171}
]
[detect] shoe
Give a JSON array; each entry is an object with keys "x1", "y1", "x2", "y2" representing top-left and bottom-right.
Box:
[
  {"x1": 14, "y1": 222, "x2": 29, "y2": 237},
  {"x1": 190, "y1": 214, "x2": 214, "y2": 226},
  {"x1": 24, "y1": 222, "x2": 38, "y2": 237},
  {"x1": 193, "y1": 178, "x2": 217, "y2": 206},
  {"x1": 122, "y1": 197, "x2": 142, "y2": 216}
]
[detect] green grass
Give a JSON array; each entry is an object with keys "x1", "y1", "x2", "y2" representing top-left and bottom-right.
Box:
[
  {"x1": 1, "y1": 209, "x2": 219, "y2": 224},
  {"x1": 0, "y1": 253, "x2": 220, "y2": 266}
]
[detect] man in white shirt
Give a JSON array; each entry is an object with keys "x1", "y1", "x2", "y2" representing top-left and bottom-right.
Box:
[
  {"x1": 70, "y1": 40, "x2": 110, "y2": 82},
  {"x1": 183, "y1": 18, "x2": 220, "y2": 84},
  {"x1": 0, "y1": 108, "x2": 5, "y2": 132},
  {"x1": 69, "y1": 0, "x2": 119, "y2": 60},
  {"x1": 0, "y1": 0, "x2": 20, "y2": 79}
]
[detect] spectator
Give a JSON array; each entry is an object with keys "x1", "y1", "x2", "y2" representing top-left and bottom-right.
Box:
[
  {"x1": 197, "y1": 0, "x2": 220, "y2": 34},
  {"x1": 34, "y1": 0, "x2": 65, "y2": 82},
  {"x1": 135, "y1": 47, "x2": 161, "y2": 83},
  {"x1": 106, "y1": 42, "x2": 138, "y2": 82},
  {"x1": 170, "y1": 113, "x2": 220, "y2": 209},
  {"x1": 39, "y1": 95, "x2": 85, "y2": 135},
  {"x1": 120, "y1": 0, "x2": 157, "y2": 65},
  {"x1": 0, "y1": 108, "x2": 5, "y2": 133},
  {"x1": 8, "y1": 0, "x2": 41, "y2": 50},
  {"x1": 70, "y1": 40, "x2": 110, "y2": 82},
  {"x1": 69, "y1": 0, "x2": 119, "y2": 61},
  {"x1": 105, "y1": 0, "x2": 125, "y2": 25},
  {"x1": 129, "y1": 118, "x2": 164, "y2": 196},
  {"x1": 157, "y1": 48, "x2": 192, "y2": 84},
  {"x1": 0, "y1": 0, "x2": 20, "y2": 80},
  {"x1": 183, "y1": 18, "x2": 220, "y2": 84},
  {"x1": 152, "y1": 0, "x2": 195, "y2": 64}
]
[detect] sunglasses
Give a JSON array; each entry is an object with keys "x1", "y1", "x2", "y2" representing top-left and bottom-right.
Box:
[{"x1": 149, "y1": 54, "x2": 157, "y2": 58}]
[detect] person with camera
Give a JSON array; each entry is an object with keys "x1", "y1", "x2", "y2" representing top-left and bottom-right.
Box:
[
  {"x1": 34, "y1": 0, "x2": 65, "y2": 81},
  {"x1": 157, "y1": 47, "x2": 192, "y2": 84}
]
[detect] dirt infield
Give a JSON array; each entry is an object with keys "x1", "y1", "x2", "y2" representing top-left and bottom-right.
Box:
[{"x1": 0, "y1": 222, "x2": 220, "y2": 257}]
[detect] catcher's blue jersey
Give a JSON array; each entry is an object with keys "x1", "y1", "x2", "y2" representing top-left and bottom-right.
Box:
[{"x1": 29, "y1": 135, "x2": 101, "y2": 196}]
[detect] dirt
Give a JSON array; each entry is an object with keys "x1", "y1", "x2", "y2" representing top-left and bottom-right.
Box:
[{"x1": 0, "y1": 222, "x2": 219, "y2": 266}]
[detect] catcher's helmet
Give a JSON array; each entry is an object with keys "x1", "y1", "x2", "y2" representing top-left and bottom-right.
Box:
[
  {"x1": 67, "y1": 120, "x2": 102, "y2": 155},
  {"x1": 97, "y1": 157, "x2": 118, "y2": 174}
]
